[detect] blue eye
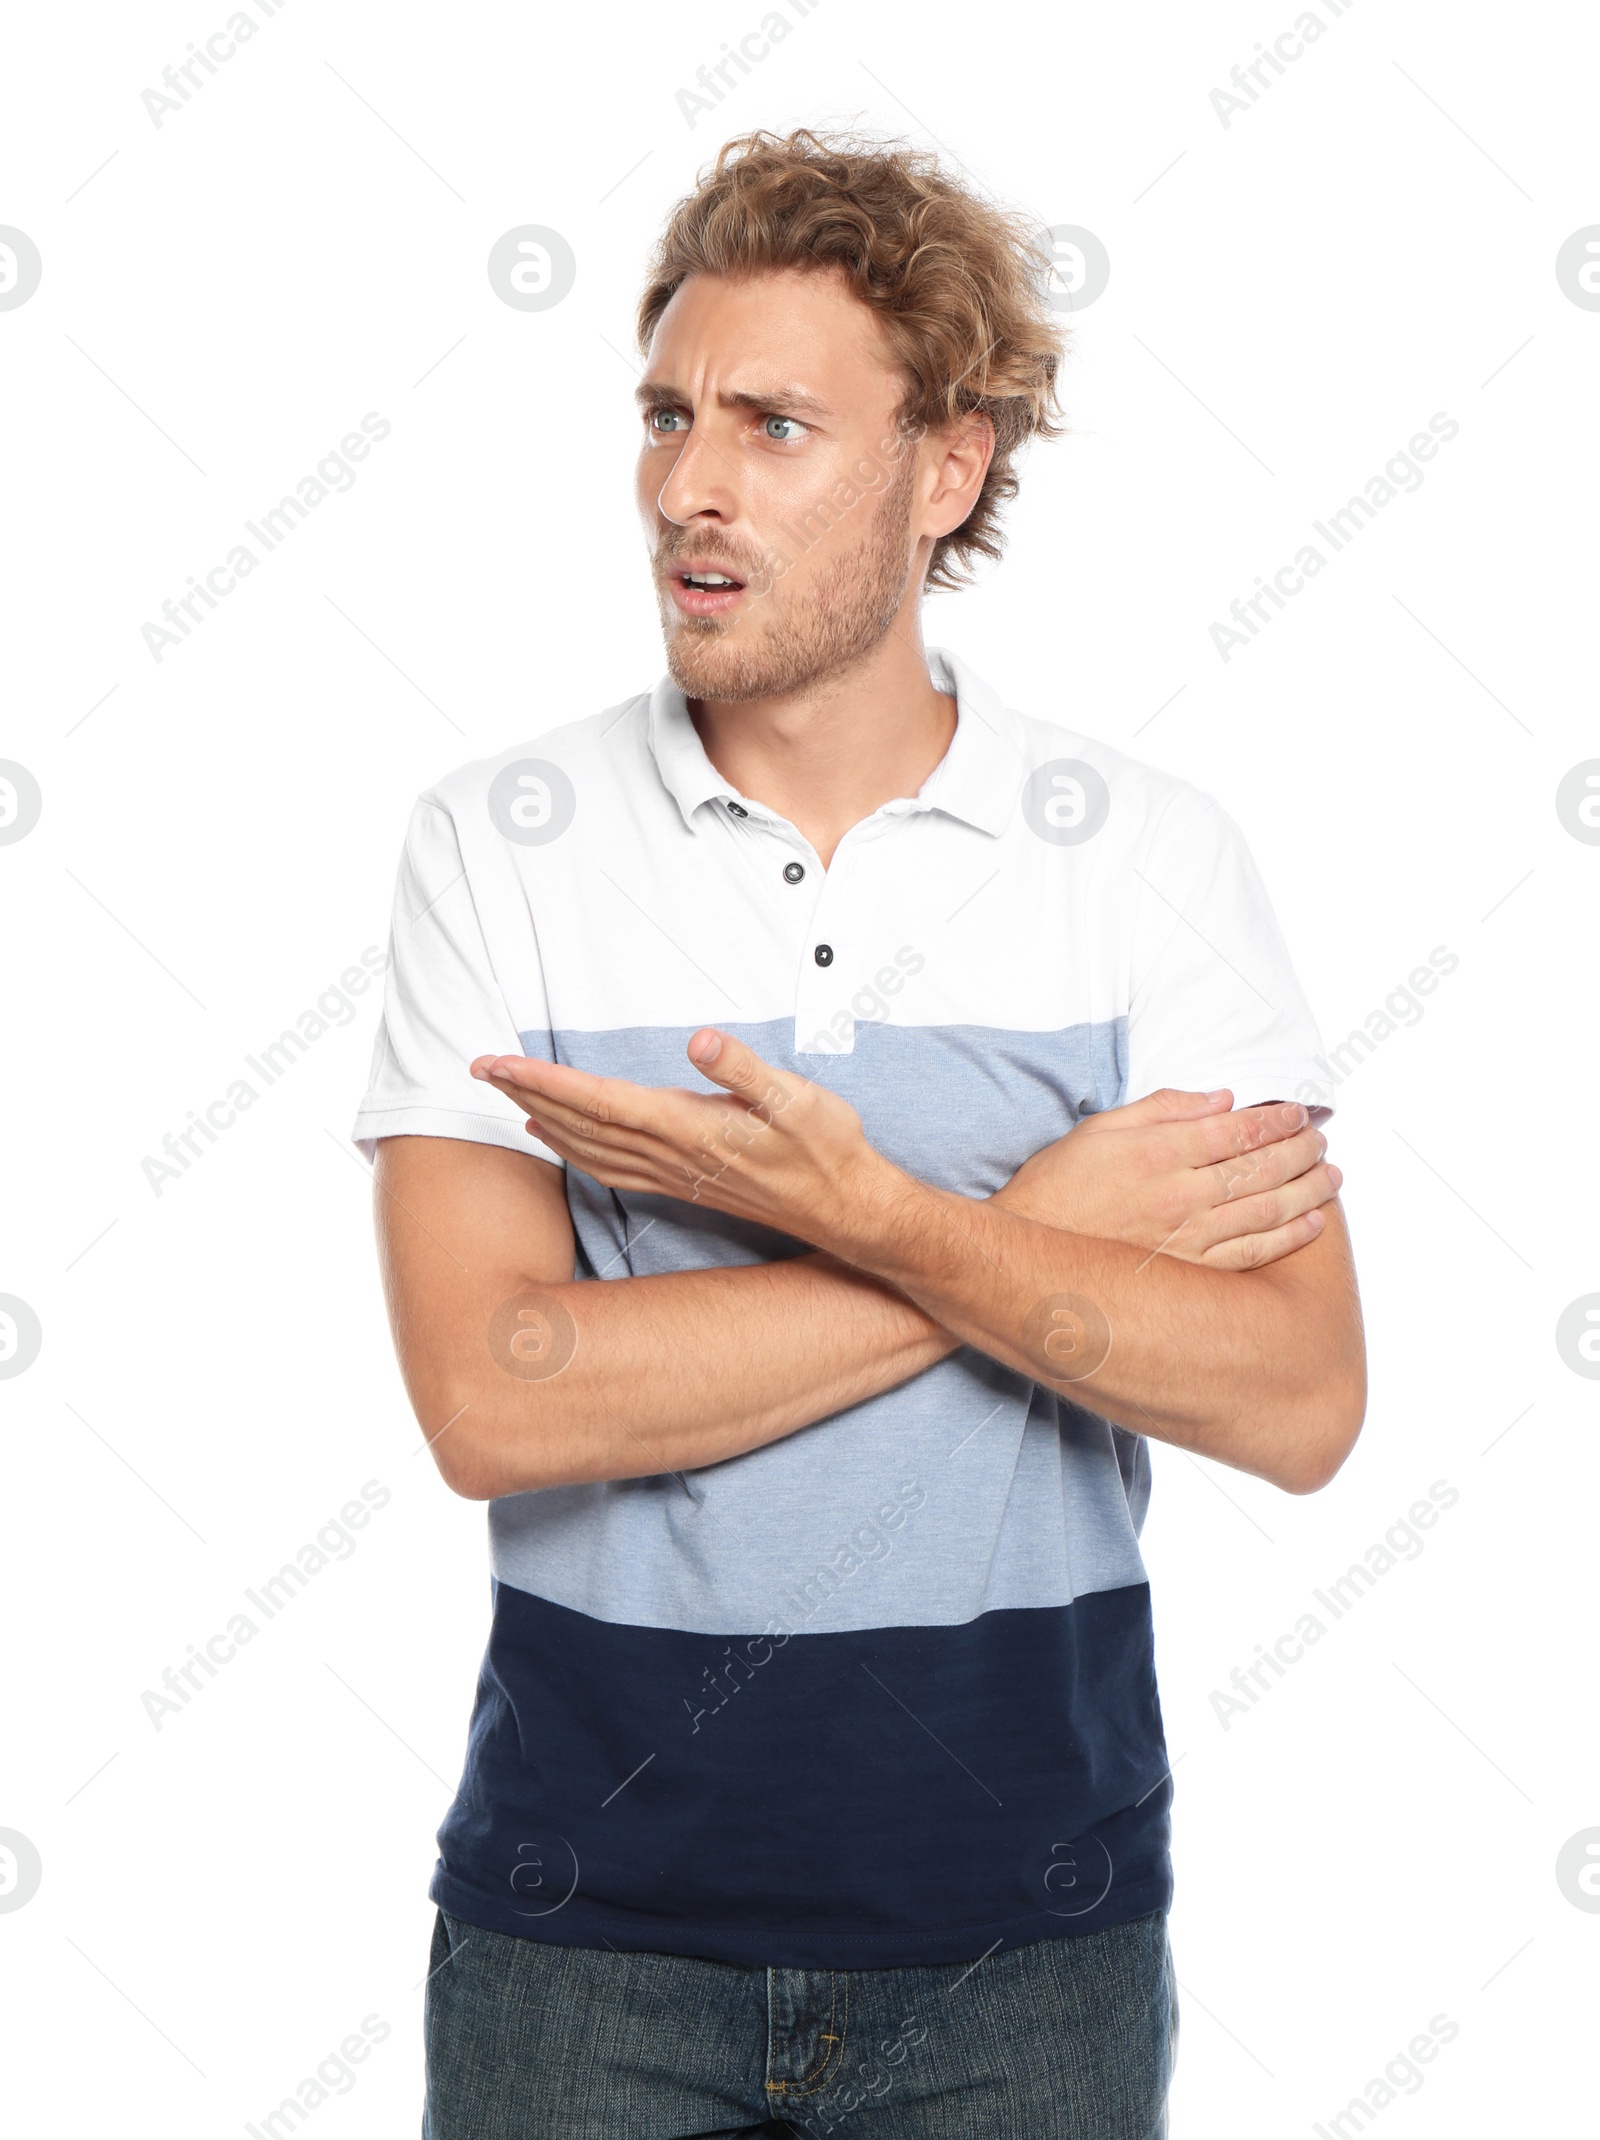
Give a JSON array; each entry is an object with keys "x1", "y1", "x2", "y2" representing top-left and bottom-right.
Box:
[
  {"x1": 762, "y1": 415, "x2": 804, "y2": 441},
  {"x1": 650, "y1": 409, "x2": 687, "y2": 434}
]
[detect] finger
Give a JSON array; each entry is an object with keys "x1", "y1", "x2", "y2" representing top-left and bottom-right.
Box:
[
  {"x1": 518, "y1": 1106, "x2": 669, "y2": 1181},
  {"x1": 526, "y1": 1109, "x2": 736, "y2": 1202},
  {"x1": 1185, "y1": 1099, "x2": 1311, "y2": 1164},
  {"x1": 1105, "y1": 1086, "x2": 1233, "y2": 1128},
  {"x1": 509, "y1": 1103, "x2": 615, "y2": 1168},
  {"x1": 1200, "y1": 1163, "x2": 1343, "y2": 1243},
  {"x1": 507, "y1": 1082, "x2": 735, "y2": 1174},
  {"x1": 471, "y1": 1054, "x2": 654, "y2": 1134},
  {"x1": 477, "y1": 1068, "x2": 726, "y2": 1176},
  {"x1": 686, "y1": 1029, "x2": 808, "y2": 1117},
  {"x1": 1206, "y1": 1126, "x2": 1329, "y2": 1202},
  {"x1": 479, "y1": 1072, "x2": 637, "y2": 1147},
  {"x1": 1197, "y1": 1206, "x2": 1328, "y2": 1271},
  {"x1": 470, "y1": 1052, "x2": 560, "y2": 1094}
]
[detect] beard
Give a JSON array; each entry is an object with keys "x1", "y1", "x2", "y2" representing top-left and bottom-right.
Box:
[{"x1": 656, "y1": 451, "x2": 917, "y2": 704}]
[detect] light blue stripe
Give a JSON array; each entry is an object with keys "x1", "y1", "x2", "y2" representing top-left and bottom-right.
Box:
[
  {"x1": 489, "y1": 1017, "x2": 1147, "y2": 1635},
  {"x1": 488, "y1": 1382, "x2": 1151, "y2": 1635},
  {"x1": 522, "y1": 1014, "x2": 1126, "y2": 1206}
]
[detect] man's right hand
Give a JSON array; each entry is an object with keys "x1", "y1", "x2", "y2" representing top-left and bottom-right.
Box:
[{"x1": 992, "y1": 1088, "x2": 1341, "y2": 1271}]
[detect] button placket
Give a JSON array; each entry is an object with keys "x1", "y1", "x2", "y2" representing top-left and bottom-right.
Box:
[
  {"x1": 792, "y1": 839, "x2": 861, "y2": 1055},
  {"x1": 713, "y1": 799, "x2": 827, "y2": 1004}
]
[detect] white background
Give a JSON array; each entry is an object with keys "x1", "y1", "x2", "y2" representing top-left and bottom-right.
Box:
[{"x1": 2, "y1": 0, "x2": 1596, "y2": 2132}]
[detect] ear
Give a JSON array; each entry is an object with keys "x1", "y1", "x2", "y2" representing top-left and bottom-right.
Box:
[{"x1": 922, "y1": 410, "x2": 996, "y2": 542}]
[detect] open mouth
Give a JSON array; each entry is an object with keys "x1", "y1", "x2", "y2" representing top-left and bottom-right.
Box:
[{"x1": 666, "y1": 562, "x2": 750, "y2": 617}]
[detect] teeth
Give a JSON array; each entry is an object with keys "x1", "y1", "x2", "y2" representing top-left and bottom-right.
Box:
[{"x1": 685, "y1": 572, "x2": 734, "y2": 587}]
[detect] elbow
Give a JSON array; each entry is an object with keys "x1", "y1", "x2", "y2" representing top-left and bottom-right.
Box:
[
  {"x1": 429, "y1": 1425, "x2": 500, "y2": 1502},
  {"x1": 438, "y1": 1456, "x2": 503, "y2": 1502},
  {"x1": 420, "y1": 1399, "x2": 515, "y2": 1502},
  {"x1": 435, "y1": 1446, "x2": 562, "y2": 1502},
  {"x1": 1275, "y1": 1366, "x2": 1368, "y2": 1496},
  {"x1": 422, "y1": 1392, "x2": 576, "y2": 1501}
]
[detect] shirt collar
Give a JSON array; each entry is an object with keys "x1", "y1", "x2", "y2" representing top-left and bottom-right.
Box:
[{"x1": 645, "y1": 645, "x2": 1023, "y2": 839}]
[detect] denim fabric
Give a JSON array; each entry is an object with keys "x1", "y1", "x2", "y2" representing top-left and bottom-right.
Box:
[{"x1": 422, "y1": 1907, "x2": 1177, "y2": 2138}]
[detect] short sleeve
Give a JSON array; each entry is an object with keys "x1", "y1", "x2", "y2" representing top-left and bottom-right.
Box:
[
  {"x1": 1124, "y1": 787, "x2": 1333, "y2": 1121},
  {"x1": 351, "y1": 796, "x2": 565, "y2": 1167}
]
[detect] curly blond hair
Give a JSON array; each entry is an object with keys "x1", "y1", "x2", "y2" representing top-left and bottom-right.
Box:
[{"x1": 637, "y1": 129, "x2": 1066, "y2": 591}]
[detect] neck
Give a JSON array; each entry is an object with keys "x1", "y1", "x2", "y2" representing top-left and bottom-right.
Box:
[{"x1": 688, "y1": 602, "x2": 956, "y2": 869}]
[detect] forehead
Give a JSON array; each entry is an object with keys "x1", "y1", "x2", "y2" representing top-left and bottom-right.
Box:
[{"x1": 642, "y1": 267, "x2": 903, "y2": 400}]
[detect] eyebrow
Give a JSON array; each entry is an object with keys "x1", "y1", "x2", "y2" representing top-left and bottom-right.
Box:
[{"x1": 634, "y1": 381, "x2": 834, "y2": 421}]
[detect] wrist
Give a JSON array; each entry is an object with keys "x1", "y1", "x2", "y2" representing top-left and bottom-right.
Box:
[
  {"x1": 811, "y1": 1145, "x2": 929, "y2": 1270},
  {"x1": 989, "y1": 1175, "x2": 1066, "y2": 1228},
  {"x1": 828, "y1": 1166, "x2": 999, "y2": 1314}
]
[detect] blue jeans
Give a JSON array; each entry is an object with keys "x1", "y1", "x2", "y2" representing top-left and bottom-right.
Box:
[{"x1": 422, "y1": 1907, "x2": 1177, "y2": 2138}]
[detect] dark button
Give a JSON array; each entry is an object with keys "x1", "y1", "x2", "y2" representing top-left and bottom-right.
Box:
[
  {"x1": 814, "y1": 943, "x2": 833, "y2": 967},
  {"x1": 783, "y1": 861, "x2": 806, "y2": 884},
  {"x1": 726, "y1": 800, "x2": 748, "y2": 818}
]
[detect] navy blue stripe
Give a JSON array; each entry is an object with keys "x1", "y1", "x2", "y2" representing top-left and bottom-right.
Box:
[{"x1": 430, "y1": 1581, "x2": 1173, "y2": 1967}]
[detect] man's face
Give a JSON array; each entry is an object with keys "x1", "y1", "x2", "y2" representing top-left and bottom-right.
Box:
[{"x1": 635, "y1": 268, "x2": 925, "y2": 703}]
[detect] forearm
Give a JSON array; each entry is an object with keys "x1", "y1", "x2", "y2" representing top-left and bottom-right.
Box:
[
  {"x1": 820, "y1": 1162, "x2": 1364, "y2": 1491},
  {"x1": 409, "y1": 1251, "x2": 957, "y2": 1499},
  {"x1": 455, "y1": 1040, "x2": 1363, "y2": 1494}
]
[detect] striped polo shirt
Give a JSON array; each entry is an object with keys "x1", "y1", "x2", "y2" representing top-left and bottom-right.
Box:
[{"x1": 352, "y1": 647, "x2": 1330, "y2": 1968}]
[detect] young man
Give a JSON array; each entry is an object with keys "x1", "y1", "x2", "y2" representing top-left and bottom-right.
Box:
[{"x1": 355, "y1": 131, "x2": 1364, "y2": 2138}]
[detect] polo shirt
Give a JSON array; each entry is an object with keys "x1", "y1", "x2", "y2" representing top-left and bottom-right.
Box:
[{"x1": 351, "y1": 646, "x2": 1332, "y2": 1969}]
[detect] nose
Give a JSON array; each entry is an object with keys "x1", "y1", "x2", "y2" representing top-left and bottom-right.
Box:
[{"x1": 655, "y1": 423, "x2": 735, "y2": 528}]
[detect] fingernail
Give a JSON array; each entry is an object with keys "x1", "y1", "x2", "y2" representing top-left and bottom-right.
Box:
[
  {"x1": 1327, "y1": 1165, "x2": 1343, "y2": 1188},
  {"x1": 690, "y1": 1031, "x2": 722, "y2": 1065},
  {"x1": 1206, "y1": 1089, "x2": 1230, "y2": 1104}
]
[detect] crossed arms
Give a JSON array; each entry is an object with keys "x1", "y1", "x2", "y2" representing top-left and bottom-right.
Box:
[{"x1": 373, "y1": 1028, "x2": 1366, "y2": 1502}]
